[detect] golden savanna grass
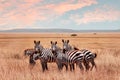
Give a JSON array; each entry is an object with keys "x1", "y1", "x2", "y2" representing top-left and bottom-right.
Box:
[{"x1": 0, "y1": 33, "x2": 120, "y2": 80}]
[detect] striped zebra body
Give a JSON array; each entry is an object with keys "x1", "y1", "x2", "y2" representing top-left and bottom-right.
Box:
[
  {"x1": 80, "y1": 49, "x2": 97, "y2": 70},
  {"x1": 64, "y1": 49, "x2": 97, "y2": 71},
  {"x1": 62, "y1": 39, "x2": 81, "y2": 71},
  {"x1": 39, "y1": 48, "x2": 55, "y2": 62},
  {"x1": 67, "y1": 50, "x2": 84, "y2": 63},
  {"x1": 51, "y1": 41, "x2": 84, "y2": 71},
  {"x1": 50, "y1": 41, "x2": 69, "y2": 71},
  {"x1": 62, "y1": 39, "x2": 97, "y2": 71},
  {"x1": 33, "y1": 48, "x2": 56, "y2": 72},
  {"x1": 33, "y1": 40, "x2": 55, "y2": 72},
  {"x1": 66, "y1": 50, "x2": 85, "y2": 71}
]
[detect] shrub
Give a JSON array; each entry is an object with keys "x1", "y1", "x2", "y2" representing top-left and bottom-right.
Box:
[
  {"x1": 93, "y1": 33, "x2": 97, "y2": 35},
  {"x1": 71, "y1": 34, "x2": 77, "y2": 36},
  {"x1": 12, "y1": 54, "x2": 21, "y2": 59}
]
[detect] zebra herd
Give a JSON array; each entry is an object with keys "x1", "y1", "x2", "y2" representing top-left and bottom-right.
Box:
[{"x1": 24, "y1": 39, "x2": 97, "y2": 72}]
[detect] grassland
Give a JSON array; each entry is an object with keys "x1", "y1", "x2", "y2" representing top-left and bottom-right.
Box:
[{"x1": 0, "y1": 33, "x2": 120, "y2": 80}]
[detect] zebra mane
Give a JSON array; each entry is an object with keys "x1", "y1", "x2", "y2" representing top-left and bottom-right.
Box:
[
  {"x1": 73, "y1": 46, "x2": 79, "y2": 50},
  {"x1": 39, "y1": 45, "x2": 44, "y2": 51}
]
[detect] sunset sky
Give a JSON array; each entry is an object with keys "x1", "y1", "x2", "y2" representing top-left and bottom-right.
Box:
[{"x1": 0, "y1": 0, "x2": 120, "y2": 30}]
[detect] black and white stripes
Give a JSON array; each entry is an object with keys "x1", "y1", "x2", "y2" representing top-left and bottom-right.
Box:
[
  {"x1": 24, "y1": 48, "x2": 35, "y2": 56},
  {"x1": 33, "y1": 40, "x2": 55, "y2": 72},
  {"x1": 24, "y1": 48, "x2": 36, "y2": 65},
  {"x1": 81, "y1": 49, "x2": 97, "y2": 70},
  {"x1": 24, "y1": 40, "x2": 97, "y2": 72},
  {"x1": 51, "y1": 41, "x2": 84, "y2": 71},
  {"x1": 50, "y1": 41, "x2": 69, "y2": 71},
  {"x1": 62, "y1": 39, "x2": 97, "y2": 71}
]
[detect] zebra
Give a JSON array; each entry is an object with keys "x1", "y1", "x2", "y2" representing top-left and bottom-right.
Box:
[
  {"x1": 24, "y1": 48, "x2": 36, "y2": 65},
  {"x1": 62, "y1": 39, "x2": 81, "y2": 71},
  {"x1": 50, "y1": 41, "x2": 68, "y2": 71},
  {"x1": 23, "y1": 49, "x2": 37, "y2": 70},
  {"x1": 51, "y1": 41, "x2": 84, "y2": 71},
  {"x1": 62, "y1": 39, "x2": 97, "y2": 71},
  {"x1": 33, "y1": 40, "x2": 56, "y2": 72}
]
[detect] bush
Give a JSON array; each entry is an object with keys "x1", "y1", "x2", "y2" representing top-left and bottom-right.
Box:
[
  {"x1": 71, "y1": 34, "x2": 77, "y2": 36},
  {"x1": 12, "y1": 54, "x2": 21, "y2": 59},
  {"x1": 93, "y1": 33, "x2": 97, "y2": 35}
]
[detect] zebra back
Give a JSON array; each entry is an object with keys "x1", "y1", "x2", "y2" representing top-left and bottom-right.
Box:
[
  {"x1": 32, "y1": 48, "x2": 56, "y2": 63},
  {"x1": 66, "y1": 50, "x2": 84, "y2": 64},
  {"x1": 41, "y1": 48, "x2": 56, "y2": 62},
  {"x1": 79, "y1": 49, "x2": 97, "y2": 60}
]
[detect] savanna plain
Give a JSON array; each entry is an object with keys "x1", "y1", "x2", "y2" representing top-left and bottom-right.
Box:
[{"x1": 0, "y1": 33, "x2": 120, "y2": 80}]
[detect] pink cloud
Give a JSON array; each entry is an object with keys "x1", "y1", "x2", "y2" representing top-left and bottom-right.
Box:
[
  {"x1": 0, "y1": 0, "x2": 45, "y2": 27},
  {"x1": 0, "y1": 0, "x2": 12, "y2": 11},
  {"x1": 43, "y1": 0, "x2": 97, "y2": 15},
  {"x1": 0, "y1": 0, "x2": 97, "y2": 29},
  {"x1": 70, "y1": 7, "x2": 120, "y2": 24},
  {"x1": 23, "y1": 0, "x2": 42, "y2": 3},
  {"x1": 1, "y1": 9, "x2": 46, "y2": 27}
]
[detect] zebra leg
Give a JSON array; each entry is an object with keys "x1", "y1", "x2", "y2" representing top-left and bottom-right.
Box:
[
  {"x1": 64, "y1": 64, "x2": 68, "y2": 71},
  {"x1": 41, "y1": 61, "x2": 46, "y2": 72},
  {"x1": 29, "y1": 57, "x2": 36, "y2": 70},
  {"x1": 90, "y1": 59, "x2": 97, "y2": 71},
  {"x1": 70, "y1": 64, "x2": 74, "y2": 71},
  {"x1": 56, "y1": 62, "x2": 62, "y2": 71},
  {"x1": 60, "y1": 63, "x2": 64, "y2": 70},
  {"x1": 69, "y1": 64, "x2": 72, "y2": 71},
  {"x1": 57, "y1": 64, "x2": 61, "y2": 70},
  {"x1": 45, "y1": 62, "x2": 48, "y2": 70},
  {"x1": 60, "y1": 64, "x2": 64, "y2": 70},
  {"x1": 72, "y1": 64, "x2": 75, "y2": 71},
  {"x1": 29, "y1": 56, "x2": 36, "y2": 65},
  {"x1": 83, "y1": 60, "x2": 90, "y2": 71},
  {"x1": 79, "y1": 63, "x2": 84, "y2": 71}
]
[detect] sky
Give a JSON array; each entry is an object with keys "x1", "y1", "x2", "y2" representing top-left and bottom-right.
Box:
[{"x1": 0, "y1": 0, "x2": 120, "y2": 30}]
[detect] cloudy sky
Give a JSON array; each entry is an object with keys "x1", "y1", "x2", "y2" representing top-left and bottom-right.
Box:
[{"x1": 0, "y1": 0, "x2": 120, "y2": 30}]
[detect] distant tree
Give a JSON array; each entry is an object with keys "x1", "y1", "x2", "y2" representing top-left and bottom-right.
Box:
[
  {"x1": 71, "y1": 34, "x2": 77, "y2": 36},
  {"x1": 93, "y1": 33, "x2": 97, "y2": 35}
]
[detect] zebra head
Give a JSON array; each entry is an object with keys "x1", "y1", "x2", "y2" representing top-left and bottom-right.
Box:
[
  {"x1": 24, "y1": 49, "x2": 35, "y2": 56},
  {"x1": 34, "y1": 40, "x2": 43, "y2": 53},
  {"x1": 50, "y1": 41, "x2": 57, "y2": 53},
  {"x1": 62, "y1": 39, "x2": 71, "y2": 53}
]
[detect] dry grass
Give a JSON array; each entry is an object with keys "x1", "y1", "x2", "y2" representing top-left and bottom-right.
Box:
[{"x1": 0, "y1": 33, "x2": 120, "y2": 80}]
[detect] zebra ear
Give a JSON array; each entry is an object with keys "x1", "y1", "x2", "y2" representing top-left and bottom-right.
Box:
[
  {"x1": 55, "y1": 41, "x2": 57, "y2": 44},
  {"x1": 51, "y1": 41, "x2": 53, "y2": 44},
  {"x1": 62, "y1": 39, "x2": 64, "y2": 43},
  {"x1": 38, "y1": 41, "x2": 40, "y2": 44},
  {"x1": 67, "y1": 40, "x2": 69, "y2": 43},
  {"x1": 34, "y1": 40, "x2": 36, "y2": 44}
]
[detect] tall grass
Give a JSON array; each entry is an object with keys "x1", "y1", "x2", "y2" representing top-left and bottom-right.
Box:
[
  {"x1": 0, "y1": 48, "x2": 120, "y2": 80},
  {"x1": 0, "y1": 33, "x2": 120, "y2": 80}
]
